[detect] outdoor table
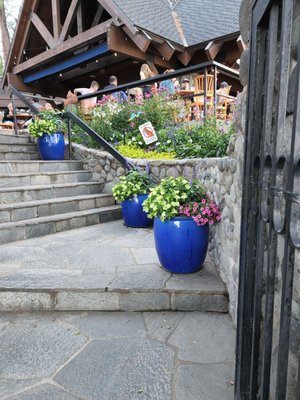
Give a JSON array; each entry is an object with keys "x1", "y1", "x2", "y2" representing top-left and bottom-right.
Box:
[{"x1": 176, "y1": 90, "x2": 195, "y2": 98}]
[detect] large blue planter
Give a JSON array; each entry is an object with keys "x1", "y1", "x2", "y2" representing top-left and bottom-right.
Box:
[
  {"x1": 121, "y1": 194, "x2": 152, "y2": 228},
  {"x1": 154, "y1": 216, "x2": 209, "y2": 274},
  {"x1": 37, "y1": 132, "x2": 65, "y2": 160}
]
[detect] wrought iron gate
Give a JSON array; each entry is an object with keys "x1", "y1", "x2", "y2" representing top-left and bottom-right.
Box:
[{"x1": 235, "y1": 0, "x2": 300, "y2": 399}]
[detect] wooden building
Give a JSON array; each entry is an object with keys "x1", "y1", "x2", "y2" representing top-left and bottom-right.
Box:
[{"x1": 3, "y1": 0, "x2": 243, "y2": 97}]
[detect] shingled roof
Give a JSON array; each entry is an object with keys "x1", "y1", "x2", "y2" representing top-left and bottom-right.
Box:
[{"x1": 112, "y1": 0, "x2": 242, "y2": 46}]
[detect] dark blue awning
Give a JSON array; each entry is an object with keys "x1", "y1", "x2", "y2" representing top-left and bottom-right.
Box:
[{"x1": 23, "y1": 42, "x2": 109, "y2": 83}]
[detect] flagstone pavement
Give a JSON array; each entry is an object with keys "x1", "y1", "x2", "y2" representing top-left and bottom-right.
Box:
[
  {"x1": 0, "y1": 310, "x2": 235, "y2": 399},
  {"x1": 0, "y1": 221, "x2": 236, "y2": 399}
]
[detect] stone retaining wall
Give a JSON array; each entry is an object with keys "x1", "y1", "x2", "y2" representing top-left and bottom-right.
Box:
[{"x1": 72, "y1": 127, "x2": 244, "y2": 320}]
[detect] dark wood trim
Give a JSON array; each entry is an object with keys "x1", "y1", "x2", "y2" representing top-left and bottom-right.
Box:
[
  {"x1": 7, "y1": 73, "x2": 40, "y2": 93},
  {"x1": 237, "y1": 34, "x2": 246, "y2": 53},
  {"x1": 205, "y1": 40, "x2": 224, "y2": 61},
  {"x1": 177, "y1": 49, "x2": 194, "y2": 66},
  {"x1": 13, "y1": 19, "x2": 113, "y2": 74},
  {"x1": 77, "y1": 1, "x2": 83, "y2": 34},
  {"x1": 92, "y1": 4, "x2": 104, "y2": 27},
  {"x1": 154, "y1": 41, "x2": 175, "y2": 61},
  {"x1": 59, "y1": 0, "x2": 80, "y2": 43},
  {"x1": 30, "y1": 12, "x2": 55, "y2": 48},
  {"x1": 107, "y1": 25, "x2": 173, "y2": 69},
  {"x1": 122, "y1": 26, "x2": 151, "y2": 52},
  {"x1": 51, "y1": 0, "x2": 61, "y2": 40}
]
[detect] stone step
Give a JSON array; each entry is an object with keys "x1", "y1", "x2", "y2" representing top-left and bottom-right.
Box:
[
  {"x1": 0, "y1": 132, "x2": 32, "y2": 144},
  {"x1": 0, "y1": 222, "x2": 228, "y2": 312},
  {"x1": 0, "y1": 142, "x2": 37, "y2": 153},
  {"x1": 0, "y1": 193, "x2": 115, "y2": 223},
  {"x1": 0, "y1": 205, "x2": 122, "y2": 244},
  {"x1": 0, "y1": 151, "x2": 40, "y2": 161},
  {"x1": 0, "y1": 170, "x2": 92, "y2": 188},
  {"x1": 0, "y1": 160, "x2": 83, "y2": 173},
  {"x1": 0, "y1": 181, "x2": 103, "y2": 203}
]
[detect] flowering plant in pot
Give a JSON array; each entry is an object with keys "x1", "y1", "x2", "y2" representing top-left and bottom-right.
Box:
[
  {"x1": 143, "y1": 176, "x2": 221, "y2": 274},
  {"x1": 28, "y1": 111, "x2": 66, "y2": 160},
  {"x1": 112, "y1": 169, "x2": 153, "y2": 227}
]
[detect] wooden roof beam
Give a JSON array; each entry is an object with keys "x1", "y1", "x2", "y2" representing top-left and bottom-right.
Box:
[
  {"x1": 77, "y1": 2, "x2": 84, "y2": 34},
  {"x1": 107, "y1": 25, "x2": 173, "y2": 69},
  {"x1": 13, "y1": 19, "x2": 113, "y2": 74},
  {"x1": 154, "y1": 40, "x2": 175, "y2": 61},
  {"x1": 237, "y1": 35, "x2": 246, "y2": 54},
  {"x1": 30, "y1": 12, "x2": 55, "y2": 48},
  {"x1": 177, "y1": 49, "x2": 193, "y2": 66},
  {"x1": 51, "y1": 0, "x2": 61, "y2": 40},
  {"x1": 7, "y1": 73, "x2": 40, "y2": 93},
  {"x1": 92, "y1": 4, "x2": 104, "y2": 27},
  {"x1": 205, "y1": 40, "x2": 223, "y2": 61},
  {"x1": 59, "y1": 0, "x2": 80, "y2": 43},
  {"x1": 122, "y1": 26, "x2": 151, "y2": 52}
]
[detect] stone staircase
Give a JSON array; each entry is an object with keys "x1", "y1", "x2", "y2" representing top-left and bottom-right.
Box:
[{"x1": 0, "y1": 131, "x2": 122, "y2": 244}]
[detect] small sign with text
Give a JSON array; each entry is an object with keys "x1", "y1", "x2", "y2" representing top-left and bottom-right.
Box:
[{"x1": 138, "y1": 122, "x2": 158, "y2": 145}]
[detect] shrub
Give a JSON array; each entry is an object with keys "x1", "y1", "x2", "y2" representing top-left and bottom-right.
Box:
[
  {"x1": 116, "y1": 145, "x2": 175, "y2": 159},
  {"x1": 112, "y1": 169, "x2": 153, "y2": 202},
  {"x1": 143, "y1": 176, "x2": 208, "y2": 222}
]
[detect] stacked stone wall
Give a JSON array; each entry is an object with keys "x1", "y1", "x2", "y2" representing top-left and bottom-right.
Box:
[{"x1": 72, "y1": 132, "x2": 244, "y2": 320}]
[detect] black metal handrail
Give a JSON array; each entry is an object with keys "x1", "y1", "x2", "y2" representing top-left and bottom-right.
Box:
[
  {"x1": 8, "y1": 84, "x2": 134, "y2": 170},
  {"x1": 62, "y1": 111, "x2": 134, "y2": 169}
]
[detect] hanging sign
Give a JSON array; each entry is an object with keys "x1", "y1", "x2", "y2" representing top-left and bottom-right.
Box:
[{"x1": 138, "y1": 121, "x2": 158, "y2": 145}]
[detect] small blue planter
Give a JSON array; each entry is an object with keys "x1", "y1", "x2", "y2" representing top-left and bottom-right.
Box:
[
  {"x1": 37, "y1": 132, "x2": 65, "y2": 160},
  {"x1": 121, "y1": 194, "x2": 152, "y2": 228},
  {"x1": 154, "y1": 216, "x2": 209, "y2": 274}
]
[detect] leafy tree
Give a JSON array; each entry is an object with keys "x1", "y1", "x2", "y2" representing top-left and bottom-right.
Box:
[
  {"x1": 0, "y1": 0, "x2": 11, "y2": 61},
  {"x1": 0, "y1": 0, "x2": 21, "y2": 63}
]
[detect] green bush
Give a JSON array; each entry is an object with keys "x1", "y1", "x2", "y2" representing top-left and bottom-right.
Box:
[
  {"x1": 143, "y1": 176, "x2": 207, "y2": 221},
  {"x1": 112, "y1": 169, "x2": 153, "y2": 202},
  {"x1": 28, "y1": 111, "x2": 66, "y2": 138},
  {"x1": 156, "y1": 118, "x2": 234, "y2": 159},
  {"x1": 116, "y1": 145, "x2": 175, "y2": 159}
]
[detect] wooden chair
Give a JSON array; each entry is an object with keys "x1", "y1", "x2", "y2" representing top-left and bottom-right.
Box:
[
  {"x1": 193, "y1": 74, "x2": 215, "y2": 118},
  {"x1": 216, "y1": 85, "x2": 232, "y2": 121},
  {"x1": 216, "y1": 98, "x2": 228, "y2": 120}
]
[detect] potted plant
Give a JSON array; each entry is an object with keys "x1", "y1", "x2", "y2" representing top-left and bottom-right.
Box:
[
  {"x1": 143, "y1": 176, "x2": 221, "y2": 274},
  {"x1": 112, "y1": 169, "x2": 153, "y2": 228},
  {"x1": 28, "y1": 111, "x2": 66, "y2": 160}
]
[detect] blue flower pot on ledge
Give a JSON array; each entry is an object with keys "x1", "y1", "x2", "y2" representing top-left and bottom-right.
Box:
[
  {"x1": 121, "y1": 194, "x2": 152, "y2": 228},
  {"x1": 37, "y1": 132, "x2": 65, "y2": 160},
  {"x1": 154, "y1": 216, "x2": 209, "y2": 274}
]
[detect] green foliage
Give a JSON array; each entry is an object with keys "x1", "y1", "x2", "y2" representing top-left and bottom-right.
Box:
[
  {"x1": 71, "y1": 94, "x2": 235, "y2": 160},
  {"x1": 112, "y1": 169, "x2": 153, "y2": 202},
  {"x1": 157, "y1": 118, "x2": 234, "y2": 159},
  {"x1": 90, "y1": 94, "x2": 184, "y2": 147},
  {"x1": 143, "y1": 176, "x2": 207, "y2": 221},
  {"x1": 0, "y1": 55, "x2": 4, "y2": 76},
  {"x1": 28, "y1": 111, "x2": 66, "y2": 138},
  {"x1": 116, "y1": 145, "x2": 175, "y2": 160}
]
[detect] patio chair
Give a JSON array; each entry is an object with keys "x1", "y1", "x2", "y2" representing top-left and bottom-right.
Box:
[
  {"x1": 193, "y1": 74, "x2": 215, "y2": 118},
  {"x1": 216, "y1": 85, "x2": 232, "y2": 121}
]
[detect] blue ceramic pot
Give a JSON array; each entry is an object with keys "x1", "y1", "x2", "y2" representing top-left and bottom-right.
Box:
[
  {"x1": 37, "y1": 132, "x2": 65, "y2": 160},
  {"x1": 154, "y1": 216, "x2": 209, "y2": 274},
  {"x1": 121, "y1": 194, "x2": 152, "y2": 228}
]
